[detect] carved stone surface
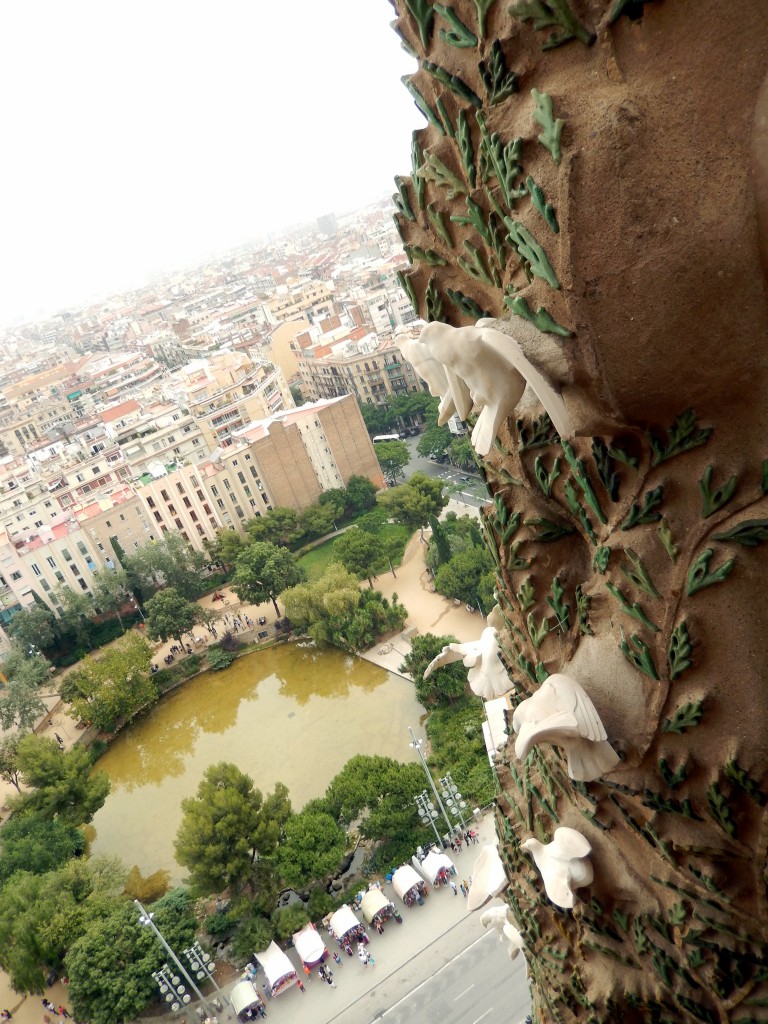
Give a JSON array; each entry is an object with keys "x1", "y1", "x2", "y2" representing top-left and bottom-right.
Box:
[
  {"x1": 423, "y1": 626, "x2": 511, "y2": 699},
  {"x1": 389, "y1": 0, "x2": 768, "y2": 1020}
]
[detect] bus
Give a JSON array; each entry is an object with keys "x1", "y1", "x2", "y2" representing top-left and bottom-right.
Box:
[{"x1": 372, "y1": 433, "x2": 402, "y2": 443}]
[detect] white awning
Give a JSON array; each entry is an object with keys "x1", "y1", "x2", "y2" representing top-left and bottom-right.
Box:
[
  {"x1": 292, "y1": 922, "x2": 326, "y2": 966},
  {"x1": 419, "y1": 850, "x2": 455, "y2": 883},
  {"x1": 230, "y1": 980, "x2": 262, "y2": 1016},
  {"x1": 392, "y1": 864, "x2": 424, "y2": 900},
  {"x1": 360, "y1": 888, "x2": 393, "y2": 924},
  {"x1": 256, "y1": 940, "x2": 297, "y2": 994},
  {"x1": 328, "y1": 904, "x2": 361, "y2": 939}
]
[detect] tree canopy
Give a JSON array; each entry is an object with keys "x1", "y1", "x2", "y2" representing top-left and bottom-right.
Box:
[
  {"x1": 0, "y1": 677, "x2": 46, "y2": 732},
  {"x1": 375, "y1": 439, "x2": 411, "y2": 484},
  {"x1": 378, "y1": 471, "x2": 447, "y2": 530},
  {"x1": 245, "y1": 507, "x2": 302, "y2": 548},
  {"x1": 6, "y1": 605, "x2": 56, "y2": 652},
  {"x1": 9, "y1": 735, "x2": 110, "y2": 825},
  {"x1": 144, "y1": 587, "x2": 200, "y2": 647},
  {"x1": 324, "y1": 755, "x2": 424, "y2": 845},
  {"x1": 0, "y1": 815, "x2": 85, "y2": 885},
  {"x1": 231, "y1": 542, "x2": 305, "y2": 616},
  {"x1": 174, "y1": 763, "x2": 291, "y2": 896},
  {"x1": 400, "y1": 633, "x2": 468, "y2": 706},
  {"x1": 333, "y1": 526, "x2": 387, "y2": 587},
  {"x1": 61, "y1": 632, "x2": 156, "y2": 733},
  {"x1": 124, "y1": 533, "x2": 207, "y2": 600},
  {"x1": 276, "y1": 809, "x2": 347, "y2": 889}
]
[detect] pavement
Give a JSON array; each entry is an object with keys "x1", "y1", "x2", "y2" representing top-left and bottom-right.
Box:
[{"x1": 404, "y1": 438, "x2": 488, "y2": 511}]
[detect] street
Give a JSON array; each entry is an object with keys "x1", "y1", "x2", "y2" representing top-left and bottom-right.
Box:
[{"x1": 404, "y1": 436, "x2": 489, "y2": 510}]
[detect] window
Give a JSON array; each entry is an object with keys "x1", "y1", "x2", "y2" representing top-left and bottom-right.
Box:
[
  {"x1": 196, "y1": 489, "x2": 205, "y2": 500},
  {"x1": 224, "y1": 480, "x2": 231, "y2": 491},
  {"x1": 31, "y1": 564, "x2": 41, "y2": 577},
  {"x1": 10, "y1": 571, "x2": 21, "y2": 581},
  {"x1": 105, "y1": 520, "x2": 111, "y2": 528},
  {"x1": 78, "y1": 578, "x2": 88, "y2": 590},
  {"x1": 55, "y1": 571, "x2": 64, "y2": 582},
  {"x1": 190, "y1": 474, "x2": 199, "y2": 486},
  {"x1": 153, "y1": 511, "x2": 162, "y2": 523},
  {"x1": 235, "y1": 506, "x2": 244, "y2": 518},
  {"x1": 230, "y1": 493, "x2": 237, "y2": 504},
  {"x1": 41, "y1": 579, "x2": 50, "y2": 591},
  {"x1": 250, "y1": 466, "x2": 258, "y2": 478},
  {"x1": 216, "y1": 498, "x2": 225, "y2": 509},
  {"x1": 119, "y1": 513, "x2": 125, "y2": 521},
  {"x1": 174, "y1": 518, "x2": 183, "y2": 529},
  {"x1": 62, "y1": 549, "x2": 72, "y2": 561},
  {"x1": 181, "y1": 532, "x2": 189, "y2": 542},
  {"x1": 97, "y1": 543, "x2": 105, "y2": 552},
  {"x1": 203, "y1": 503, "x2": 212, "y2": 515},
  {"x1": 168, "y1": 505, "x2": 176, "y2": 516},
  {"x1": 232, "y1": 459, "x2": 238, "y2": 467},
  {"x1": 147, "y1": 497, "x2": 156, "y2": 508},
  {"x1": 71, "y1": 564, "x2": 81, "y2": 576},
  {"x1": 161, "y1": 490, "x2": 170, "y2": 501},
  {"x1": 196, "y1": 524, "x2": 205, "y2": 536},
  {"x1": 237, "y1": 472, "x2": 245, "y2": 484},
  {"x1": 245, "y1": 455, "x2": 251, "y2": 461},
  {"x1": 262, "y1": 493, "x2": 269, "y2": 504},
  {"x1": 176, "y1": 482, "x2": 185, "y2": 494},
  {"x1": 77, "y1": 541, "x2": 87, "y2": 555},
  {"x1": 190, "y1": 511, "x2": 198, "y2": 522},
  {"x1": 183, "y1": 497, "x2": 191, "y2": 508},
  {"x1": 46, "y1": 556, "x2": 55, "y2": 567},
  {"x1": 211, "y1": 485, "x2": 219, "y2": 497}
]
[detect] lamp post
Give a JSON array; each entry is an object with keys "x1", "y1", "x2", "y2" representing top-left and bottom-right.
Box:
[
  {"x1": 408, "y1": 726, "x2": 453, "y2": 839},
  {"x1": 129, "y1": 593, "x2": 146, "y2": 622},
  {"x1": 135, "y1": 900, "x2": 211, "y2": 1016},
  {"x1": 184, "y1": 941, "x2": 223, "y2": 999},
  {"x1": 440, "y1": 772, "x2": 469, "y2": 830},
  {"x1": 152, "y1": 964, "x2": 191, "y2": 1018},
  {"x1": 414, "y1": 789, "x2": 441, "y2": 847}
]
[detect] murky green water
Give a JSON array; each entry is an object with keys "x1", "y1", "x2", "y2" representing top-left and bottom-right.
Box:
[{"x1": 88, "y1": 644, "x2": 423, "y2": 879}]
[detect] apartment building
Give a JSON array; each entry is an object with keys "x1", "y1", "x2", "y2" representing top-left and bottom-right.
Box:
[{"x1": 298, "y1": 337, "x2": 426, "y2": 406}]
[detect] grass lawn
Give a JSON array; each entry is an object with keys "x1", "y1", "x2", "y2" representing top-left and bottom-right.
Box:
[{"x1": 298, "y1": 524, "x2": 413, "y2": 581}]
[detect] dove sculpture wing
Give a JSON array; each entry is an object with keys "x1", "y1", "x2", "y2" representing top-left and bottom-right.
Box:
[{"x1": 423, "y1": 643, "x2": 473, "y2": 680}]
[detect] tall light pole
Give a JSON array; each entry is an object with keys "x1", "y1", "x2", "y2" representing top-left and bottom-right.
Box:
[
  {"x1": 414, "y1": 789, "x2": 441, "y2": 847},
  {"x1": 184, "y1": 941, "x2": 223, "y2": 1001},
  {"x1": 440, "y1": 772, "x2": 469, "y2": 830},
  {"x1": 152, "y1": 964, "x2": 192, "y2": 1021},
  {"x1": 408, "y1": 726, "x2": 453, "y2": 839},
  {"x1": 135, "y1": 900, "x2": 211, "y2": 1016}
]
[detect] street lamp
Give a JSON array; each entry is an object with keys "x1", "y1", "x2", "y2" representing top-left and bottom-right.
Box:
[
  {"x1": 408, "y1": 726, "x2": 453, "y2": 839},
  {"x1": 152, "y1": 964, "x2": 191, "y2": 1015},
  {"x1": 414, "y1": 789, "x2": 441, "y2": 847},
  {"x1": 135, "y1": 900, "x2": 211, "y2": 1016},
  {"x1": 184, "y1": 941, "x2": 223, "y2": 999},
  {"x1": 440, "y1": 772, "x2": 469, "y2": 830},
  {"x1": 129, "y1": 593, "x2": 146, "y2": 622}
]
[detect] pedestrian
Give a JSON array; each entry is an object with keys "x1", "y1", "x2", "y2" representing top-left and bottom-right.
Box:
[
  {"x1": 57, "y1": 1009, "x2": 70, "y2": 1020},
  {"x1": 450, "y1": 880, "x2": 458, "y2": 895},
  {"x1": 460, "y1": 881, "x2": 467, "y2": 897},
  {"x1": 332, "y1": 950, "x2": 342, "y2": 966},
  {"x1": 463, "y1": 878, "x2": 469, "y2": 893},
  {"x1": 1, "y1": 1009, "x2": 12, "y2": 1020},
  {"x1": 297, "y1": 979, "x2": 305, "y2": 993}
]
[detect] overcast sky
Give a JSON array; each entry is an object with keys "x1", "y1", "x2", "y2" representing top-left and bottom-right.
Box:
[{"x1": 0, "y1": 0, "x2": 417, "y2": 327}]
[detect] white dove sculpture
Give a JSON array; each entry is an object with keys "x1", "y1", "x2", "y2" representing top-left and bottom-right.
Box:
[
  {"x1": 521, "y1": 827, "x2": 593, "y2": 909},
  {"x1": 397, "y1": 333, "x2": 471, "y2": 426},
  {"x1": 418, "y1": 320, "x2": 573, "y2": 456},
  {"x1": 512, "y1": 672, "x2": 619, "y2": 782},
  {"x1": 467, "y1": 843, "x2": 508, "y2": 911},
  {"x1": 423, "y1": 627, "x2": 511, "y2": 700},
  {"x1": 480, "y1": 905, "x2": 525, "y2": 960}
]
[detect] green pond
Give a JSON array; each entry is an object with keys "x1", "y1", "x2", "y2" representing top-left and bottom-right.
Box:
[{"x1": 88, "y1": 643, "x2": 423, "y2": 880}]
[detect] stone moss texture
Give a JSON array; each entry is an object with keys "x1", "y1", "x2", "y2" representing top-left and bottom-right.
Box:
[{"x1": 390, "y1": 1, "x2": 768, "y2": 1020}]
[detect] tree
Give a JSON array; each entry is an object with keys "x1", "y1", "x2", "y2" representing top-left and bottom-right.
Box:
[
  {"x1": 0, "y1": 815, "x2": 85, "y2": 884},
  {"x1": 325, "y1": 755, "x2": 424, "y2": 846},
  {"x1": 65, "y1": 896, "x2": 196, "y2": 1024},
  {"x1": 400, "y1": 633, "x2": 468, "y2": 706},
  {"x1": 6, "y1": 605, "x2": 56, "y2": 652},
  {"x1": 449, "y1": 436, "x2": 475, "y2": 469},
  {"x1": 417, "y1": 423, "x2": 452, "y2": 460},
  {"x1": 231, "y1": 542, "x2": 305, "y2": 616},
  {"x1": 61, "y1": 632, "x2": 156, "y2": 733},
  {"x1": 209, "y1": 528, "x2": 249, "y2": 569},
  {"x1": 0, "y1": 677, "x2": 46, "y2": 732},
  {"x1": 271, "y1": 904, "x2": 310, "y2": 941},
  {"x1": 378, "y1": 471, "x2": 447, "y2": 531},
  {"x1": 358, "y1": 398, "x2": 397, "y2": 436},
  {"x1": 144, "y1": 587, "x2": 200, "y2": 648},
  {"x1": 124, "y1": 533, "x2": 207, "y2": 600},
  {"x1": 2, "y1": 643, "x2": 54, "y2": 688},
  {"x1": 289, "y1": 383, "x2": 305, "y2": 406},
  {"x1": 245, "y1": 507, "x2": 302, "y2": 548},
  {"x1": 276, "y1": 809, "x2": 347, "y2": 889},
  {"x1": 0, "y1": 733, "x2": 21, "y2": 791},
  {"x1": 434, "y1": 546, "x2": 496, "y2": 614},
  {"x1": 429, "y1": 515, "x2": 452, "y2": 568},
  {"x1": 299, "y1": 501, "x2": 339, "y2": 541},
  {"x1": 174, "y1": 763, "x2": 291, "y2": 896},
  {"x1": 91, "y1": 567, "x2": 132, "y2": 632},
  {"x1": 333, "y1": 526, "x2": 387, "y2": 587},
  {"x1": 10, "y1": 735, "x2": 110, "y2": 825},
  {"x1": 0, "y1": 854, "x2": 127, "y2": 995},
  {"x1": 281, "y1": 563, "x2": 362, "y2": 643},
  {"x1": 345, "y1": 474, "x2": 378, "y2": 513},
  {"x1": 54, "y1": 586, "x2": 96, "y2": 651},
  {"x1": 375, "y1": 439, "x2": 410, "y2": 484}
]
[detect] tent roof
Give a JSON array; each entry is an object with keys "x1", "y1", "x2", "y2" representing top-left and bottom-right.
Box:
[
  {"x1": 230, "y1": 980, "x2": 262, "y2": 1015},
  {"x1": 392, "y1": 864, "x2": 424, "y2": 899},
  {"x1": 360, "y1": 888, "x2": 392, "y2": 923},
  {"x1": 420, "y1": 850, "x2": 455, "y2": 882},
  {"x1": 257, "y1": 940, "x2": 297, "y2": 987},
  {"x1": 328, "y1": 904, "x2": 361, "y2": 938},
  {"x1": 292, "y1": 922, "x2": 326, "y2": 965}
]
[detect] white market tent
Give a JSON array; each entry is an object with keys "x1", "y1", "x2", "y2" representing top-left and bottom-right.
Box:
[
  {"x1": 292, "y1": 922, "x2": 327, "y2": 966},
  {"x1": 257, "y1": 941, "x2": 298, "y2": 996},
  {"x1": 392, "y1": 864, "x2": 424, "y2": 901},
  {"x1": 230, "y1": 980, "x2": 263, "y2": 1018},
  {"x1": 419, "y1": 850, "x2": 455, "y2": 884},
  {"x1": 360, "y1": 887, "x2": 393, "y2": 924},
  {"x1": 328, "y1": 904, "x2": 361, "y2": 940}
]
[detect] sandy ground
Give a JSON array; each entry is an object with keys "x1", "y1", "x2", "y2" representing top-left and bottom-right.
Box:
[{"x1": 0, "y1": 503, "x2": 488, "y2": 1017}]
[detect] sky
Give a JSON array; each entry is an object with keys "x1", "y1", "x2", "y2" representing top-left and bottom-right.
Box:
[{"x1": 0, "y1": 0, "x2": 418, "y2": 327}]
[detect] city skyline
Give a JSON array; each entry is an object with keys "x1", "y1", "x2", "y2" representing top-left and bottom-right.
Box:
[{"x1": 0, "y1": 0, "x2": 416, "y2": 329}]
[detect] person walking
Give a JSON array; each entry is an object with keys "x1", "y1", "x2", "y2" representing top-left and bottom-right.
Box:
[
  {"x1": 296, "y1": 979, "x2": 306, "y2": 994},
  {"x1": 450, "y1": 879, "x2": 458, "y2": 895}
]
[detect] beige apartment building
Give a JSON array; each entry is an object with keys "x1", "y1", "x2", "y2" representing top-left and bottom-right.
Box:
[{"x1": 298, "y1": 337, "x2": 426, "y2": 405}]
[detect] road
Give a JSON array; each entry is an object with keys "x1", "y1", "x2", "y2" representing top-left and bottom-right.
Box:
[
  {"x1": 365, "y1": 930, "x2": 530, "y2": 1024},
  {"x1": 404, "y1": 436, "x2": 489, "y2": 510}
]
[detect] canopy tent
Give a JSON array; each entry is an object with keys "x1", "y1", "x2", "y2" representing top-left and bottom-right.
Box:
[
  {"x1": 328, "y1": 904, "x2": 362, "y2": 940},
  {"x1": 257, "y1": 941, "x2": 297, "y2": 997},
  {"x1": 292, "y1": 922, "x2": 327, "y2": 967},
  {"x1": 419, "y1": 850, "x2": 456, "y2": 884},
  {"x1": 360, "y1": 888, "x2": 395, "y2": 924},
  {"x1": 230, "y1": 980, "x2": 264, "y2": 1020},
  {"x1": 392, "y1": 864, "x2": 425, "y2": 901}
]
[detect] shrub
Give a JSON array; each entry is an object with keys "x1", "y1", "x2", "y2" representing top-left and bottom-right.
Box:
[
  {"x1": 218, "y1": 631, "x2": 242, "y2": 653},
  {"x1": 204, "y1": 911, "x2": 236, "y2": 938},
  {"x1": 271, "y1": 904, "x2": 309, "y2": 940},
  {"x1": 207, "y1": 647, "x2": 236, "y2": 671}
]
